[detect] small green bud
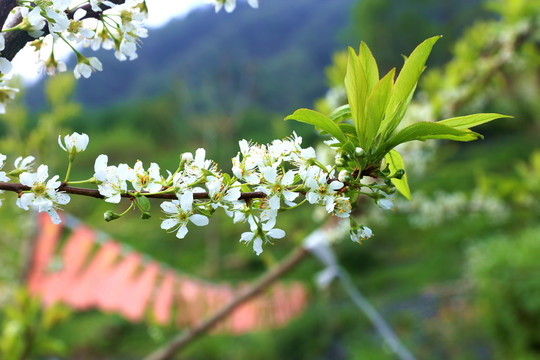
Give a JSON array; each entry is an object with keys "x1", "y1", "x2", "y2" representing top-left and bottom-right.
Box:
[
  {"x1": 141, "y1": 211, "x2": 152, "y2": 220},
  {"x1": 104, "y1": 210, "x2": 121, "y2": 222},
  {"x1": 355, "y1": 147, "x2": 366, "y2": 157}
]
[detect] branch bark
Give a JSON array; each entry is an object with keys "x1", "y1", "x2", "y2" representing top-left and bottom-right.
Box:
[
  {"x1": 143, "y1": 246, "x2": 310, "y2": 360},
  {"x1": 0, "y1": 181, "x2": 268, "y2": 201}
]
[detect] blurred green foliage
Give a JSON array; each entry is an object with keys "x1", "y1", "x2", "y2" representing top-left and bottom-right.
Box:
[
  {"x1": 467, "y1": 227, "x2": 540, "y2": 359},
  {"x1": 0, "y1": 289, "x2": 70, "y2": 360}
]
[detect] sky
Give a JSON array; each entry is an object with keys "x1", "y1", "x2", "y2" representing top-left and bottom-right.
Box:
[{"x1": 11, "y1": 0, "x2": 208, "y2": 83}]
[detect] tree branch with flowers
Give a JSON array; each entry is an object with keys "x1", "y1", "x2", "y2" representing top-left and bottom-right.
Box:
[{"x1": 0, "y1": 21, "x2": 508, "y2": 255}]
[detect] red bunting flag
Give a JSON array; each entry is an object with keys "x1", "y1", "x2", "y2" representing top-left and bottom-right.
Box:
[{"x1": 27, "y1": 213, "x2": 307, "y2": 334}]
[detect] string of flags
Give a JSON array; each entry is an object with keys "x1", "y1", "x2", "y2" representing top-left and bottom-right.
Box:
[{"x1": 26, "y1": 213, "x2": 307, "y2": 334}]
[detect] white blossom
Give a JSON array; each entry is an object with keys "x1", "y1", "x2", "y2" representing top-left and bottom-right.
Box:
[
  {"x1": 377, "y1": 191, "x2": 395, "y2": 210},
  {"x1": 240, "y1": 217, "x2": 285, "y2": 256},
  {"x1": 304, "y1": 167, "x2": 344, "y2": 212},
  {"x1": 160, "y1": 192, "x2": 209, "y2": 239},
  {"x1": 14, "y1": 156, "x2": 35, "y2": 172},
  {"x1": 350, "y1": 226, "x2": 373, "y2": 244},
  {"x1": 94, "y1": 154, "x2": 130, "y2": 203},
  {"x1": 58, "y1": 132, "x2": 89, "y2": 154},
  {"x1": 16, "y1": 165, "x2": 70, "y2": 224},
  {"x1": 74, "y1": 57, "x2": 103, "y2": 79},
  {"x1": 257, "y1": 168, "x2": 298, "y2": 210},
  {"x1": 127, "y1": 161, "x2": 162, "y2": 193}
]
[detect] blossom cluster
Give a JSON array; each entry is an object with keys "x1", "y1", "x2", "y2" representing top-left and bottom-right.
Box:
[
  {"x1": 0, "y1": 0, "x2": 263, "y2": 114},
  {"x1": 0, "y1": 131, "x2": 386, "y2": 255}
]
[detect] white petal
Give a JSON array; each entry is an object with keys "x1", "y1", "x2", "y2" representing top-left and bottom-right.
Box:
[
  {"x1": 267, "y1": 228, "x2": 285, "y2": 239},
  {"x1": 47, "y1": 209, "x2": 62, "y2": 224},
  {"x1": 253, "y1": 237, "x2": 263, "y2": 255},
  {"x1": 19, "y1": 172, "x2": 36, "y2": 187},
  {"x1": 160, "y1": 201, "x2": 179, "y2": 214},
  {"x1": 240, "y1": 231, "x2": 254, "y2": 243},
  {"x1": 161, "y1": 218, "x2": 179, "y2": 230},
  {"x1": 329, "y1": 181, "x2": 344, "y2": 191},
  {"x1": 176, "y1": 224, "x2": 188, "y2": 239},
  {"x1": 261, "y1": 166, "x2": 276, "y2": 183},
  {"x1": 190, "y1": 214, "x2": 209, "y2": 227},
  {"x1": 36, "y1": 164, "x2": 49, "y2": 183},
  {"x1": 58, "y1": 135, "x2": 67, "y2": 151},
  {"x1": 262, "y1": 218, "x2": 276, "y2": 231},
  {"x1": 180, "y1": 191, "x2": 193, "y2": 211},
  {"x1": 282, "y1": 170, "x2": 295, "y2": 185},
  {"x1": 268, "y1": 195, "x2": 280, "y2": 210}
]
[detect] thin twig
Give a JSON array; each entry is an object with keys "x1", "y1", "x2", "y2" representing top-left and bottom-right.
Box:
[
  {"x1": 143, "y1": 246, "x2": 310, "y2": 360},
  {"x1": 0, "y1": 181, "x2": 267, "y2": 201}
]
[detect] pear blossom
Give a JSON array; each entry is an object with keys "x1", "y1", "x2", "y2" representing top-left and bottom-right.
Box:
[
  {"x1": 377, "y1": 191, "x2": 395, "y2": 210},
  {"x1": 14, "y1": 156, "x2": 35, "y2": 172},
  {"x1": 160, "y1": 192, "x2": 209, "y2": 239},
  {"x1": 94, "y1": 155, "x2": 130, "y2": 203},
  {"x1": 16, "y1": 165, "x2": 70, "y2": 224},
  {"x1": 350, "y1": 225, "x2": 373, "y2": 244},
  {"x1": 74, "y1": 57, "x2": 103, "y2": 79},
  {"x1": 127, "y1": 161, "x2": 162, "y2": 193},
  {"x1": 258, "y1": 168, "x2": 298, "y2": 210},
  {"x1": 240, "y1": 217, "x2": 285, "y2": 256},
  {"x1": 183, "y1": 148, "x2": 217, "y2": 181},
  {"x1": 304, "y1": 167, "x2": 344, "y2": 212},
  {"x1": 206, "y1": 175, "x2": 241, "y2": 209},
  {"x1": 58, "y1": 132, "x2": 89, "y2": 154}
]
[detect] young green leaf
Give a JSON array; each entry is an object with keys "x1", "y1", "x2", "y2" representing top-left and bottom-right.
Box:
[
  {"x1": 383, "y1": 121, "x2": 481, "y2": 152},
  {"x1": 137, "y1": 195, "x2": 151, "y2": 212},
  {"x1": 438, "y1": 113, "x2": 511, "y2": 130},
  {"x1": 383, "y1": 36, "x2": 441, "y2": 133},
  {"x1": 364, "y1": 68, "x2": 395, "y2": 150},
  {"x1": 385, "y1": 150, "x2": 411, "y2": 200},
  {"x1": 339, "y1": 123, "x2": 357, "y2": 137},
  {"x1": 285, "y1": 108, "x2": 348, "y2": 144},
  {"x1": 329, "y1": 104, "x2": 352, "y2": 123},
  {"x1": 345, "y1": 47, "x2": 369, "y2": 146},
  {"x1": 359, "y1": 42, "x2": 379, "y2": 92}
]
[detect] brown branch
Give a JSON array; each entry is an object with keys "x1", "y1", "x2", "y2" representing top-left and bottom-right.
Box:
[
  {"x1": 0, "y1": 181, "x2": 267, "y2": 201},
  {"x1": 1, "y1": 0, "x2": 126, "y2": 62},
  {"x1": 143, "y1": 246, "x2": 311, "y2": 360}
]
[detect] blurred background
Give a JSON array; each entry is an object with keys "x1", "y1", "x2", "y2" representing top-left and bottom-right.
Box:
[{"x1": 1, "y1": 0, "x2": 540, "y2": 358}]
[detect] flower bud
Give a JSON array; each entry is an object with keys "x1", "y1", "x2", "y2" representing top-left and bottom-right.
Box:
[
  {"x1": 338, "y1": 170, "x2": 350, "y2": 183},
  {"x1": 104, "y1": 210, "x2": 121, "y2": 222},
  {"x1": 355, "y1": 147, "x2": 366, "y2": 157}
]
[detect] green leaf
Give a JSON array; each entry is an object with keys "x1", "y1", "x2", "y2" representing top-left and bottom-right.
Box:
[
  {"x1": 365, "y1": 68, "x2": 395, "y2": 150},
  {"x1": 378, "y1": 82, "x2": 416, "y2": 141},
  {"x1": 385, "y1": 150, "x2": 411, "y2": 200},
  {"x1": 384, "y1": 121, "x2": 481, "y2": 152},
  {"x1": 329, "y1": 104, "x2": 352, "y2": 123},
  {"x1": 384, "y1": 36, "x2": 441, "y2": 131},
  {"x1": 137, "y1": 195, "x2": 151, "y2": 212},
  {"x1": 285, "y1": 108, "x2": 348, "y2": 144},
  {"x1": 438, "y1": 113, "x2": 511, "y2": 130},
  {"x1": 345, "y1": 47, "x2": 369, "y2": 146},
  {"x1": 339, "y1": 123, "x2": 357, "y2": 137},
  {"x1": 359, "y1": 42, "x2": 379, "y2": 92}
]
